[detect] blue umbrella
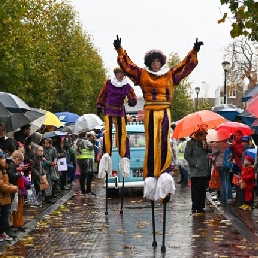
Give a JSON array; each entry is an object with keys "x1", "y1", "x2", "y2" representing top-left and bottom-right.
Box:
[
  {"x1": 55, "y1": 112, "x2": 79, "y2": 124},
  {"x1": 43, "y1": 131, "x2": 67, "y2": 139},
  {"x1": 245, "y1": 148, "x2": 257, "y2": 161},
  {"x1": 242, "y1": 83, "x2": 258, "y2": 102}
]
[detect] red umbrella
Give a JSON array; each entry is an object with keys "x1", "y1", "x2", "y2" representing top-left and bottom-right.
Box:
[
  {"x1": 246, "y1": 92, "x2": 258, "y2": 118},
  {"x1": 215, "y1": 121, "x2": 252, "y2": 135},
  {"x1": 252, "y1": 119, "x2": 258, "y2": 126},
  {"x1": 172, "y1": 110, "x2": 227, "y2": 138}
]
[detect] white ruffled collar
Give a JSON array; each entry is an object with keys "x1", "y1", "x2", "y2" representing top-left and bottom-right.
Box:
[
  {"x1": 111, "y1": 77, "x2": 128, "y2": 87},
  {"x1": 143, "y1": 65, "x2": 169, "y2": 76}
]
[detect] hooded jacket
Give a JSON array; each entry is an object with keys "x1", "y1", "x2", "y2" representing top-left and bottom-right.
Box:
[{"x1": 0, "y1": 168, "x2": 17, "y2": 205}]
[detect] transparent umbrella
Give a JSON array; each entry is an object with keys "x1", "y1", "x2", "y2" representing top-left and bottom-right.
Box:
[{"x1": 75, "y1": 114, "x2": 103, "y2": 133}]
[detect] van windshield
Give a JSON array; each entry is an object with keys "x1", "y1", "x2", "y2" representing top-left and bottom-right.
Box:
[{"x1": 112, "y1": 132, "x2": 145, "y2": 148}]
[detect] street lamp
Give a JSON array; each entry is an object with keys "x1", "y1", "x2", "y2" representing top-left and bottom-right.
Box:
[
  {"x1": 195, "y1": 87, "x2": 200, "y2": 111},
  {"x1": 222, "y1": 61, "x2": 230, "y2": 104}
]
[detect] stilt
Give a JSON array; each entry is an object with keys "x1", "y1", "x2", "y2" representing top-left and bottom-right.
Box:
[
  {"x1": 161, "y1": 195, "x2": 170, "y2": 252},
  {"x1": 151, "y1": 200, "x2": 157, "y2": 247},
  {"x1": 120, "y1": 177, "x2": 124, "y2": 215},
  {"x1": 105, "y1": 171, "x2": 108, "y2": 215}
]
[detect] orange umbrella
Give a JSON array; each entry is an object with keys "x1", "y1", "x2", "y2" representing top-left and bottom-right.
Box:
[
  {"x1": 172, "y1": 110, "x2": 227, "y2": 139},
  {"x1": 246, "y1": 92, "x2": 258, "y2": 118}
]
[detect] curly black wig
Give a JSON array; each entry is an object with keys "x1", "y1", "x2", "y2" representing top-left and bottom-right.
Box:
[{"x1": 144, "y1": 50, "x2": 166, "y2": 69}]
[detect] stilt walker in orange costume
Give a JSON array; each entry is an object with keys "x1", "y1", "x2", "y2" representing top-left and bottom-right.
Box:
[{"x1": 113, "y1": 35, "x2": 203, "y2": 252}]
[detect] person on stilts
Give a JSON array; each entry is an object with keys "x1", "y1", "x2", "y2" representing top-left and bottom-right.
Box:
[
  {"x1": 96, "y1": 67, "x2": 137, "y2": 214},
  {"x1": 113, "y1": 35, "x2": 203, "y2": 252}
]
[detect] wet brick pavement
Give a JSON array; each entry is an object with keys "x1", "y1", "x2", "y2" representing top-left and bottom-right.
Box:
[{"x1": 0, "y1": 174, "x2": 258, "y2": 257}]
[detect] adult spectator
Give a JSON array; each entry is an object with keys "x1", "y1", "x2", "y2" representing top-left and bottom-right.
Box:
[
  {"x1": 184, "y1": 129, "x2": 211, "y2": 213},
  {"x1": 231, "y1": 130, "x2": 244, "y2": 206},
  {"x1": 210, "y1": 138, "x2": 232, "y2": 204},
  {"x1": 75, "y1": 132, "x2": 96, "y2": 196},
  {"x1": 14, "y1": 124, "x2": 31, "y2": 166}
]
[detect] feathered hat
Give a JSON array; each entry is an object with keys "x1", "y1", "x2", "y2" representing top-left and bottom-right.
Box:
[
  {"x1": 113, "y1": 67, "x2": 124, "y2": 75},
  {"x1": 144, "y1": 49, "x2": 167, "y2": 68}
]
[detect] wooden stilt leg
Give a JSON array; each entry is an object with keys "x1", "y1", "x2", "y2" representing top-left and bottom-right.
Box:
[
  {"x1": 105, "y1": 171, "x2": 108, "y2": 215},
  {"x1": 161, "y1": 195, "x2": 170, "y2": 252},
  {"x1": 151, "y1": 200, "x2": 157, "y2": 247},
  {"x1": 120, "y1": 178, "x2": 124, "y2": 215}
]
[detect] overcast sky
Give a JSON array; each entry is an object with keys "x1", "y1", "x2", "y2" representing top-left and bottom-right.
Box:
[{"x1": 68, "y1": 0, "x2": 233, "y2": 98}]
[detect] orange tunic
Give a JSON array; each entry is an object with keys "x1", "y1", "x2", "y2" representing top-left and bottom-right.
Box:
[{"x1": 116, "y1": 47, "x2": 198, "y2": 178}]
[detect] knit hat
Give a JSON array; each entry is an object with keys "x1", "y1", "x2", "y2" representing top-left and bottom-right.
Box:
[
  {"x1": 242, "y1": 135, "x2": 251, "y2": 142},
  {"x1": 144, "y1": 49, "x2": 166, "y2": 68},
  {"x1": 244, "y1": 155, "x2": 254, "y2": 164}
]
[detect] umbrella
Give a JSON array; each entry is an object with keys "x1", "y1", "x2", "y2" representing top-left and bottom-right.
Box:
[
  {"x1": 215, "y1": 121, "x2": 252, "y2": 135},
  {"x1": 0, "y1": 92, "x2": 31, "y2": 113},
  {"x1": 55, "y1": 112, "x2": 79, "y2": 124},
  {"x1": 242, "y1": 83, "x2": 258, "y2": 102},
  {"x1": 43, "y1": 131, "x2": 67, "y2": 139},
  {"x1": 43, "y1": 111, "x2": 63, "y2": 126},
  {"x1": 58, "y1": 125, "x2": 75, "y2": 134},
  {"x1": 246, "y1": 92, "x2": 258, "y2": 118},
  {"x1": 74, "y1": 113, "x2": 103, "y2": 133},
  {"x1": 206, "y1": 129, "x2": 231, "y2": 142},
  {"x1": 212, "y1": 104, "x2": 243, "y2": 122},
  {"x1": 245, "y1": 148, "x2": 257, "y2": 160},
  {"x1": 172, "y1": 110, "x2": 227, "y2": 139},
  {"x1": 212, "y1": 104, "x2": 240, "y2": 112},
  {"x1": 252, "y1": 119, "x2": 258, "y2": 127},
  {"x1": 0, "y1": 103, "x2": 45, "y2": 133}
]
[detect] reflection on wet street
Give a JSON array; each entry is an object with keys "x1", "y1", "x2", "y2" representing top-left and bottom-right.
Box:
[{"x1": 1, "y1": 176, "x2": 258, "y2": 257}]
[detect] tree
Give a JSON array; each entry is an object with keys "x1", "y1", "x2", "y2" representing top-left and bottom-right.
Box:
[
  {"x1": 0, "y1": 0, "x2": 107, "y2": 115},
  {"x1": 218, "y1": 0, "x2": 258, "y2": 41},
  {"x1": 222, "y1": 37, "x2": 257, "y2": 107},
  {"x1": 167, "y1": 53, "x2": 195, "y2": 122}
]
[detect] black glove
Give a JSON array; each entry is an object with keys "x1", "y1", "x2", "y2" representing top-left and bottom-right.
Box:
[
  {"x1": 97, "y1": 107, "x2": 102, "y2": 117},
  {"x1": 206, "y1": 174, "x2": 211, "y2": 181},
  {"x1": 113, "y1": 35, "x2": 121, "y2": 49},
  {"x1": 193, "y1": 38, "x2": 204, "y2": 52},
  {"x1": 128, "y1": 99, "x2": 135, "y2": 107}
]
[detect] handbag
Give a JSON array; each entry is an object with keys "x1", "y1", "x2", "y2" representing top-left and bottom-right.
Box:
[
  {"x1": 40, "y1": 175, "x2": 50, "y2": 190},
  {"x1": 209, "y1": 165, "x2": 220, "y2": 190},
  {"x1": 239, "y1": 179, "x2": 246, "y2": 189},
  {"x1": 51, "y1": 168, "x2": 60, "y2": 181},
  {"x1": 232, "y1": 174, "x2": 240, "y2": 186},
  {"x1": 223, "y1": 146, "x2": 233, "y2": 169},
  {"x1": 57, "y1": 157, "x2": 68, "y2": 171},
  {"x1": 18, "y1": 188, "x2": 28, "y2": 196}
]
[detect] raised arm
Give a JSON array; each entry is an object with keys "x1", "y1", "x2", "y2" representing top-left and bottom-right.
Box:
[
  {"x1": 172, "y1": 38, "x2": 203, "y2": 85},
  {"x1": 114, "y1": 35, "x2": 142, "y2": 85}
]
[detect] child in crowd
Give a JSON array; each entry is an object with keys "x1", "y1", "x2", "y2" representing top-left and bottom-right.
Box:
[
  {"x1": 31, "y1": 145, "x2": 46, "y2": 206},
  {"x1": 6, "y1": 150, "x2": 27, "y2": 232},
  {"x1": 239, "y1": 155, "x2": 255, "y2": 211},
  {"x1": 0, "y1": 149, "x2": 18, "y2": 241}
]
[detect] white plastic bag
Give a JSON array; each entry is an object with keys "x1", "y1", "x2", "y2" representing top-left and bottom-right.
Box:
[
  {"x1": 11, "y1": 193, "x2": 18, "y2": 212},
  {"x1": 27, "y1": 184, "x2": 38, "y2": 205}
]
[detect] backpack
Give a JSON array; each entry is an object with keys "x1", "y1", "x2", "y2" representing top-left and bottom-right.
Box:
[
  {"x1": 76, "y1": 138, "x2": 94, "y2": 154},
  {"x1": 223, "y1": 145, "x2": 233, "y2": 169}
]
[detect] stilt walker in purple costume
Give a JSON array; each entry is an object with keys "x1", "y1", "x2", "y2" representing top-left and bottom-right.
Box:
[
  {"x1": 113, "y1": 35, "x2": 203, "y2": 252},
  {"x1": 96, "y1": 67, "x2": 137, "y2": 214}
]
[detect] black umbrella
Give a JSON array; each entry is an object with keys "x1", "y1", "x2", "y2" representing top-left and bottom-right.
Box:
[
  {"x1": 43, "y1": 131, "x2": 67, "y2": 139},
  {"x1": 0, "y1": 92, "x2": 31, "y2": 113},
  {"x1": 0, "y1": 103, "x2": 46, "y2": 133},
  {"x1": 59, "y1": 125, "x2": 75, "y2": 134}
]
